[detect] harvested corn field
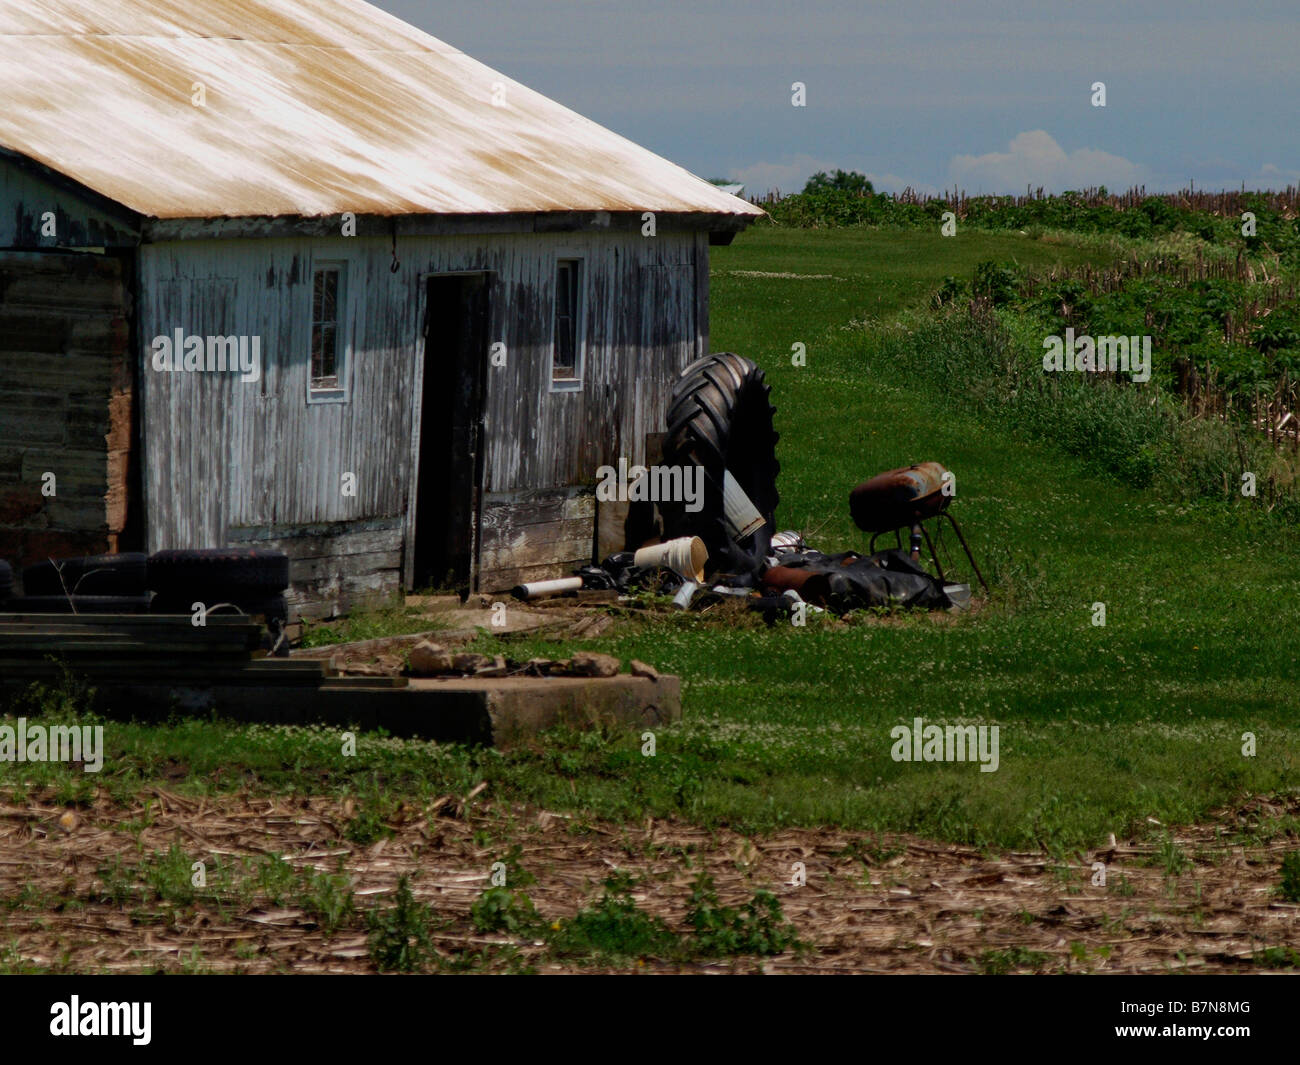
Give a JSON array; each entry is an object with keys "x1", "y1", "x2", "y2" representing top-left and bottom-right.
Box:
[{"x1": 3, "y1": 787, "x2": 1298, "y2": 975}]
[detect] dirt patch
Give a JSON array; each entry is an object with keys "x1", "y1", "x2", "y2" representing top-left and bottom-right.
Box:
[
  {"x1": 291, "y1": 594, "x2": 978, "y2": 678},
  {"x1": 2, "y1": 789, "x2": 1297, "y2": 974}
]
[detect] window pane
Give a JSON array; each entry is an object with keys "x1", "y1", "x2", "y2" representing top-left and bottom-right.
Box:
[
  {"x1": 311, "y1": 266, "x2": 344, "y2": 393},
  {"x1": 553, "y1": 261, "x2": 578, "y2": 380},
  {"x1": 311, "y1": 324, "x2": 323, "y2": 379},
  {"x1": 319, "y1": 325, "x2": 336, "y2": 379},
  {"x1": 321, "y1": 270, "x2": 337, "y2": 321}
]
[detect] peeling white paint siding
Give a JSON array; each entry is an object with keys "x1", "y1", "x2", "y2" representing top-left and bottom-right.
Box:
[{"x1": 138, "y1": 231, "x2": 705, "y2": 554}]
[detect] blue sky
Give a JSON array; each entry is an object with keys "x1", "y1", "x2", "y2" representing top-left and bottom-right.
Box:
[{"x1": 380, "y1": 0, "x2": 1299, "y2": 196}]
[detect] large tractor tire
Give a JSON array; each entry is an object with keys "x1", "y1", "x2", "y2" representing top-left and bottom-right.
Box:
[
  {"x1": 147, "y1": 548, "x2": 290, "y2": 597},
  {"x1": 22, "y1": 552, "x2": 148, "y2": 597},
  {"x1": 2, "y1": 594, "x2": 152, "y2": 614},
  {"x1": 660, "y1": 353, "x2": 780, "y2": 578}
]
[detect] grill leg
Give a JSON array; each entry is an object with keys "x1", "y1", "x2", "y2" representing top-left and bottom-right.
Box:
[
  {"x1": 941, "y1": 512, "x2": 989, "y2": 594},
  {"x1": 918, "y1": 522, "x2": 947, "y2": 584}
]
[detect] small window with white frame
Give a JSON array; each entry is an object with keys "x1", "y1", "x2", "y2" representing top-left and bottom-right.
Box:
[
  {"x1": 551, "y1": 258, "x2": 583, "y2": 389},
  {"x1": 309, "y1": 261, "x2": 348, "y2": 401}
]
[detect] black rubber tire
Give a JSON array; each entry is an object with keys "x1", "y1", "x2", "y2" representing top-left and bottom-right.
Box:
[
  {"x1": 152, "y1": 594, "x2": 290, "y2": 656},
  {"x1": 660, "y1": 352, "x2": 780, "y2": 575},
  {"x1": 147, "y1": 549, "x2": 290, "y2": 595},
  {"x1": 150, "y1": 593, "x2": 288, "y2": 624},
  {"x1": 1, "y1": 594, "x2": 152, "y2": 615},
  {"x1": 22, "y1": 552, "x2": 148, "y2": 597}
]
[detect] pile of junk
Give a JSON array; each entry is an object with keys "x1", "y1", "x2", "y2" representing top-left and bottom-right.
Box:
[{"x1": 515, "y1": 353, "x2": 988, "y2": 621}]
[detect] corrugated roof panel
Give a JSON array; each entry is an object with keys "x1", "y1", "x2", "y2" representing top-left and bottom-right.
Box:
[{"x1": 0, "y1": 0, "x2": 762, "y2": 221}]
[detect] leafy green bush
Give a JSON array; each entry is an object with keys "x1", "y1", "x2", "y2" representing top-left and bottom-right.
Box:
[
  {"x1": 972, "y1": 260, "x2": 1023, "y2": 306},
  {"x1": 547, "y1": 872, "x2": 679, "y2": 960},
  {"x1": 685, "y1": 872, "x2": 800, "y2": 956},
  {"x1": 1280, "y1": 851, "x2": 1300, "y2": 903},
  {"x1": 1254, "y1": 946, "x2": 1300, "y2": 968},
  {"x1": 868, "y1": 303, "x2": 1299, "y2": 515},
  {"x1": 932, "y1": 275, "x2": 967, "y2": 308},
  {"x1": 367, "y1": 876, "x2": 438, "y2": 972},
  {"x1": 760, "y1": 184, "x2": 1275, "y2": 253},
  {"x1": 803, "y1": 169, "x2": 874, "y2": 196},
  {"x1": 470, "y1": 886, "x2": 542, "y2": 935}
]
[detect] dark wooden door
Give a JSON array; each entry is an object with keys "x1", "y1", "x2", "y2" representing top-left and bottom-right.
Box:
[{"x1": 413, "y1": 274, "x2": 489, "y2": 591}]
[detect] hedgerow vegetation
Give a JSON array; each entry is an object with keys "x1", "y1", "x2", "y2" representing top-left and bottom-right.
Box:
[
  {"x1": 759, "y1": 169, "x2": 1300, "y2": 264},
  {"x1": 754, "y1": 170, "x2": 1300, "y2": 515}
]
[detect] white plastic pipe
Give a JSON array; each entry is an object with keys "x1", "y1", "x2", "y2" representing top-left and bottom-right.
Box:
[{"x1": 511, "y1": 576, "x2": 583, "y2": 600}]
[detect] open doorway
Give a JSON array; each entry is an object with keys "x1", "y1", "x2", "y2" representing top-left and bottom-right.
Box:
[{"x1": 412, "y1": 273, "x2": 489, "y2": 593}]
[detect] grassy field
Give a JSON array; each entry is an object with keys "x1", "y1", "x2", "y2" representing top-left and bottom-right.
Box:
[
  {"x1": 6, "y1": 222, "x2": 1300, "y2": 973},
  {"x1": 8, "y1": 225, "x2": 1297, "y2": 855},
  {"x1": 708, "y1": 226, "x2": 1112, "y2": 361}
]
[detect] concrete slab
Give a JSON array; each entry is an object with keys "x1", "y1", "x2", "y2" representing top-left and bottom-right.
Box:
[
  {"x1": 79, "y1": 672, "x2": 679, "y2": 747},
  {"x1": 407, "y1": 674, "x2": 680, "y2": 746}
]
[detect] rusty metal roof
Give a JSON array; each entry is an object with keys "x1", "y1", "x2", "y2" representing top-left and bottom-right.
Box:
[{"x1": 0, "y1": 0, "x2": 762, "y2": 222}]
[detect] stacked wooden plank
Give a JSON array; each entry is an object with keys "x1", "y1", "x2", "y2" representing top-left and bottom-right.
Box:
[{"x1": 0, "y1": 613, "x2": 402, "y2": 690}]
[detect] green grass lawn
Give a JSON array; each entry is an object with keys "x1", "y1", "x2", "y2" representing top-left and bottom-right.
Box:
[
  {"x1": 708, "y1": 226, "x2": 1112, "y2": 361},
  {"x1": 487, "y1": 226, "x2": 1300, "y2": 848},
  {"x1": 6, "y1": 225, "x2": 1298, "y2": 854}
]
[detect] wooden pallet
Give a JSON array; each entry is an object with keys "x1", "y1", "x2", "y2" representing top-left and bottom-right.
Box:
[{"x1": 0, "y1": 613, "x2": 363, "y2": 689}]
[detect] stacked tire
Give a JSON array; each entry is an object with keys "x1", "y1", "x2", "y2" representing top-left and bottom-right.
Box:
[
  {"x1": 148, "y1": 548, "x2": 291, "y2": 655},
  {"x1": 659, "y1": 352, "x2": 781, "y2": 578},
  {"x1": 1, "y1": 548, "x2": 292, "y2": 654},
  {"x1": 10, "y1": 553, "x2": 151, "y2": 613}
]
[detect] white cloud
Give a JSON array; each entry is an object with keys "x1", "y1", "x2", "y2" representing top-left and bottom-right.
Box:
[
  {"x1": 947, "y1": 130, "x2": 1150, "y2": 194},
  {"x1": 727, "y1": 154, "x2": 838, "y2": 197}
]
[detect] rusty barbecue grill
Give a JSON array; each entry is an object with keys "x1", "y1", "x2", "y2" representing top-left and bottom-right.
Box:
[{"x1": 849, "y1": 461, "x2": 988, "y2": 594}]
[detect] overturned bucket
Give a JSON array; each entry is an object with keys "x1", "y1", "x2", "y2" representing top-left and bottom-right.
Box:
[{"x1": 634, "y1": 536, "x2": 708, "y2": 582}]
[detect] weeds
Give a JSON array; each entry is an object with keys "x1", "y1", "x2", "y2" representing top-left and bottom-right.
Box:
[
  {"x1": 1254, "y1": 946, "x2": 1300, "y2": 969},
  {"x1": 685, "y1": 872, "x2": 801, "y2": 956},
  {"x1": 548, "y1": 872, "x2": 678, "y2": 961},
  {"x1": 298, "y1": 869, "x2": 355, "y2": 935},
  {"x1": 1278, "y1": 851, "x2": 1300, "y2": 903},
  {"x1": 470, "y1": 887, "x2": 542, "y2": 935},
  {"x1": 366, "y1": 876, "x2": 438, "y2": 973},
  {"x1": 977, "y1": 946, "x2": 1051, "y2": 974}
]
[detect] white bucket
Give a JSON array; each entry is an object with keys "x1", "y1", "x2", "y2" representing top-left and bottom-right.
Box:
[
  {"x1": 672, "y1": 581, "x2": 699, "y2": 610},
  {"x1": 634, "y1": 536, "x2": 708, "y2": 582},
  {"x1": 511, "y1": 576, "x2": 583, "y2": 600},
  {"x1": 722, "y1": 469, "x2": 766, "y2": 542}
]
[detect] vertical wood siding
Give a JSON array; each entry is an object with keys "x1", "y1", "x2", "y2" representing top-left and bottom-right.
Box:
[
  {"x1": 0, "y1": 160, "x2": 139, "y2": 248},
  {"x1": 138, "y1": 230, "x2": 706, "y2": 608}
]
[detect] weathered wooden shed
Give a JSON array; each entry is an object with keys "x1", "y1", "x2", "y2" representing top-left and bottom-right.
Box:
[{"x1": 0, "y1": 0, "x2": 760, "y2": 617}]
